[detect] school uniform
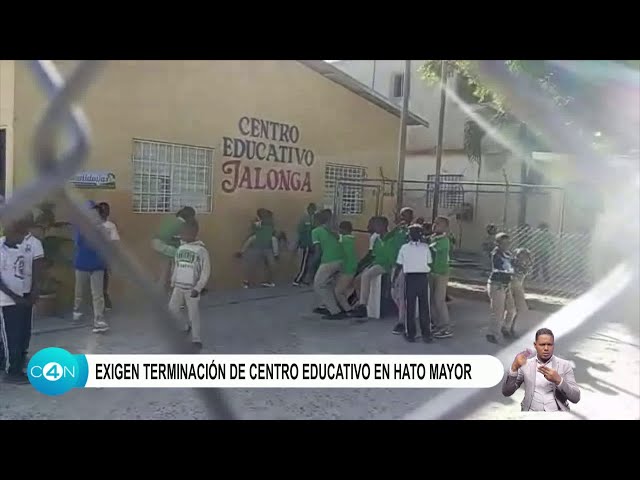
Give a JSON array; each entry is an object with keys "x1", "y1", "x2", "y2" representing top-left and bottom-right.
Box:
[
  {"x1": 0, "y1": 237, "x2": 31, "y2": 378},
  {"x1": 169, "y1": 240, "x2": 211, "y2": 345},
  {"x1": 242, "y1": 221, "x2": 277, "y2": 287},
  {"x1": 429, "y1": 233, "x2": 453, "y2": 338},
  {"x1": 19, "y1": 233, "x2": 44, "y2": 357},
  {"x1": 487, "y1": 247, "x2": 516, "y2": 340},
  {"x1": 334, "y1": 234, "x2": 357, "y2": 312},
  {"x1": 396, "y1": 241, "x2": 433, "y2": 340},
  {"x1": 311, "y1": 225, "x2": 343, "y2": 315}
]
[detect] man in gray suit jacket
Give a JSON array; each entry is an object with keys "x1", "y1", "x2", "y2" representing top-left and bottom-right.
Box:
[{"x1": 503, "y1": 328, "x2": 581, "y2": 412}]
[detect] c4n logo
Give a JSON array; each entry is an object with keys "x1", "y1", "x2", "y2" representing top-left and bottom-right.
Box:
[{"x1": 13, "y1": 256, "x2": 25, "y2": 280}]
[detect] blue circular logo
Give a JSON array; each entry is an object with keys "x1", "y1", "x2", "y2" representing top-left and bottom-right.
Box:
[{"x1": 27, "y1": 347, "x2": 89, "y2": 396}]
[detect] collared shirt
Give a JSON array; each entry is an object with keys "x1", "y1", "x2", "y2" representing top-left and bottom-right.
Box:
[
  {"x1": 509, "y1": 355, "x2": 564, "y2": 412},
  {"x1": 530, "y1": 357, "x2": 561, "y2": 411},
  {"x1": 396, "y1": 241, "x2": 432, "y2": 274}
]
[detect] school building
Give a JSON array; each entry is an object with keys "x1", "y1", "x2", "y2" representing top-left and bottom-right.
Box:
[{"x1": 0, "y1": 60, "x2": 430, "y2": 308}]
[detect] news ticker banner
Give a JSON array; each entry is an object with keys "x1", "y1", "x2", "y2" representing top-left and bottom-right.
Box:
[{"x1": 27, "y1": 347, "x2": 506, "y2": 396}]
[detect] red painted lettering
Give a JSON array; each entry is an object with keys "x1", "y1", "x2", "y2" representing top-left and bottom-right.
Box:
[{"x1": 221, "y1": 162, "x2": 312, "y2": 194}]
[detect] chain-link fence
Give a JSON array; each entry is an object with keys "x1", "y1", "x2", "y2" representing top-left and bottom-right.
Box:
[
  {"x1": 0, "y1": 60, "x2": 236, "y2": 420},
  {"x1": 1, "y1": 60, "x2": 637, "y2": 420},
  {"x1": 504, "y1": 225, "x2": 592, "y2": 299}
]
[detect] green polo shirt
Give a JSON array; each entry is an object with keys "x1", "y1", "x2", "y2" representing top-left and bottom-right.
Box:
[
  {"x1": 311, "y1": 226, "x2": 343, "y2": 264},
  {"x1": 372, "y1": 237, "x2": 395, "y2": 272},
  {"x1": 340, "y1": 234, "x2": 358, "y2": 275},
  {"x1": 430, "y1": 234, "x2": 450, "y2": 275}
]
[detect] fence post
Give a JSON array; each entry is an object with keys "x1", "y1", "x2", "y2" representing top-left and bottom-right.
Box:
[{"x1": 502, "y1": 169, "x2": 509, "y2": 228}]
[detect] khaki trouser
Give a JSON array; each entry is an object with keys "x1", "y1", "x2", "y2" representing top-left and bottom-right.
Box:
[
  {"x1": 430, "y1": 273, "x2": 451, "y2": 330},
  {"x1": 334, "y1": 273, "x2": 355, "y2": 312},
  {"x1": 169, "y1": 287, "x2": 202, "y2": 343},
  {"x1": 313, "y1": 261, "x2": 342, "y2": 315},
  {"x1": 245, "y1": 248, "x2": 276, "y2": 284},
  {"x1": 359, "y1": 264, "x2": 387, "y2": 306},
  {"x1": 74, "y1": 270, "x2": 105, "y2": 326},
  {"x1": 487, "y1": 282, "x2": 516, "y2": 338},
  {"x1": 510, "y1": 276, "x2": 529, "y2": 326}
]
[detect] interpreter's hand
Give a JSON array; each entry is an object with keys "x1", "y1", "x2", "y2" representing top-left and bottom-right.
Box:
[
  {"x1": 538, "y1": 365, "x2": 562, "y2": 385},
  {"x1": 511, "y1": 351, "x2": 529, "y2": 372},
  {"x1": 190, "y1": 289, "x2": 200, "y2": 298}
]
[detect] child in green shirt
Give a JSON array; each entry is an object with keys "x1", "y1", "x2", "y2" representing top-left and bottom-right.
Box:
[
  {"x1": 236, "y1": 209, "x2": 278, "y2": 288},
  {"x1": 334, "y1": 221, "x2": 357, "y2": 313},
  {"x1": 310, "y1": 209, "x2": 344, "y2": 319}
]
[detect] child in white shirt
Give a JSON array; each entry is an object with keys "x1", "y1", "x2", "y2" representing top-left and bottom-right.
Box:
[
  {"x1": 20, "y1": 212, "x2": 45, "y2": 363},
  {"x1": 169, "y1": 219, "x2": 211, "y2": 349},
  {"x1": 97, "y1": 202, "x2": 120, "y2": 311},
  {"x1": 0, "y1": 218, "x2": 33, "y2": 383},
  {"x1": 393, "y1": 224, "x2": 433, "y2": 343}
]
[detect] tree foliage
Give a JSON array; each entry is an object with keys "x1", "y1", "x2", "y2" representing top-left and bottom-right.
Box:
[{"x1": 420, "y1": 60, "x2": 640, "y2": 158}]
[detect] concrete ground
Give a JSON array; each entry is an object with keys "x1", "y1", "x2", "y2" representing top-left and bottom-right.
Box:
[{"x1": 1, "y1": 286, "x2": 638, "y2": 420}]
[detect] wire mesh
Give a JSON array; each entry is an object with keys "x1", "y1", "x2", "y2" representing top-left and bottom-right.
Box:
[
  {"x1": 504, "y1": 225, "x2": 593, "y2": 299},
  {"x1": 0, "y1": 60, "x2": 237, "y2": 420}
]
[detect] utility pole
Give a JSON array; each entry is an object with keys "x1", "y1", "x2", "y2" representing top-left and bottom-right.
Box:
[
  {"x1": 431, "y1": 60, "x2": 448, "y2": 222},
  {"x1": 395, "y1": 60, "x2": 411, "y2": 217}
]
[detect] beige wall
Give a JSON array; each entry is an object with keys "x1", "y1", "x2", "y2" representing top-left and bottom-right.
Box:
[
  {"x1": 0, "y1": 60, "x2": 15, "y2": 196},
  {"x1": 10, "y1": 60, "x2": 401, "y2": 302}
]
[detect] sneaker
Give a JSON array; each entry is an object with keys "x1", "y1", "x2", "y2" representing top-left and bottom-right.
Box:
[
  {"x1": 392, "y1": 323, "x2": 405, "y2": 335},
  {"x1": 501, "y1": 328, "x2": 513, "y2": 339},
  {"x1": 242, "y1": 281, "x2": 250, "y2": 289},
  {"x1": 93, "y1": 321, "x2": 110, "y2": 334},
  {"x1": 486, "y1": 334, "x2": 499, "y2": 344},
  {"x1": 313, "y1": 307, "x2": 331, "y2": 315},
  {"x1": 422, "y1": 335, "x2": 434, "y2": 344},
  {"x1": 292, "y1": 281, "x2": 301, "y2": 287},
  {"x1": 404, "y1": 334, "x2": 416, "y2": 343},
  {"x1": 322, "y1": 312, "x2": 347, "y2": 320},
  {"x1": 192, "y1": 341, "x2": 203, "y2": 350},
  {"x1": 261, "y1": 282, "x2": 276, "y2": 288},
  {"x1": 433, "y1": 329, "x2": 453, "y2": 339},
  {"x1": 72, "y1": 312, "x2": 84, "y2": 324}
]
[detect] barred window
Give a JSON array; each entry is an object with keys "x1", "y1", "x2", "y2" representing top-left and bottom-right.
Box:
[
  {"x1": 426, "y1": 174, "x2": 464, "y2": 209},
  {"x1": 324, "y1": 163, "x2": 366, "y2": 215},
  {"x1": 132, "y1": 139, "x2": 214, "y2": 213}
]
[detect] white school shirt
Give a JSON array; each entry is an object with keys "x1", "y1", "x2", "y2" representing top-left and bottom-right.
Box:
[
  {"x1": 21, "y1": 233, "x2": 45, "y2": 294},
  {"x1": 0, "y1": 238, "x2": 27, "y2": 307},
  {"x1": 102, "y1": 220, "x2": 120, "y2": 241},
  {"x1": 396, "y1": 241, "x2": 432, "y2": 274}
]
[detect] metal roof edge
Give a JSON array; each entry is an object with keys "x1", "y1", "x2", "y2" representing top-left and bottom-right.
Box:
[{"x1": 297, "y1": 60, "x2": 430, "y2": 129}]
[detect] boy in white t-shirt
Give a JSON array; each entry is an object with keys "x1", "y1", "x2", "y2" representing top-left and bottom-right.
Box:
[
  {"x1": 0, "y1": 219, "x2": 33, "y2": 383},
  {"x1": 392, "y1": 224, "x2": 433, "y2": 343},
  {"x1": 20, "y1": 212, "x2": 45, "y2": 363},
  {"x1": 97, "y1": 202, "x2": 120, "y2": 311}
]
